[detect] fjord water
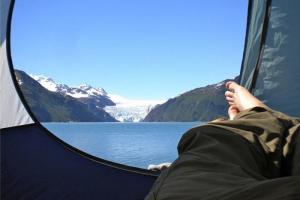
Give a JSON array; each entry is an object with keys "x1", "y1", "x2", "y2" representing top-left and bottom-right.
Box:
[{"x1": 44, "y1": 122, "x2": 201, "y2": 169}]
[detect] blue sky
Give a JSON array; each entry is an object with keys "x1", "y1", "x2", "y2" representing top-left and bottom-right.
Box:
[{"x1": 11, "y1": 0, "x2": 248, "y2": 99}]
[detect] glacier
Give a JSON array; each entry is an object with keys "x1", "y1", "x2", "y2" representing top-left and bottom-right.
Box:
[
  {"x1": 30, "y1": 74, "x2": 165, "y2": 122},
  {"x1": 104, "y1": 94, "x2": 165, "y2": 122}
]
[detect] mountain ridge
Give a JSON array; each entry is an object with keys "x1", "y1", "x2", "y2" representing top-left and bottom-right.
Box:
[
  {"x1": 143, "y1": 77, "x2": 239, "y2": 122},
  {"x1": 15, "y1": 70, "x2": 117, "y2": 122},
  {"x1": 21, "y1": 71, "x2": 164, "y2": 122},
  {"x1": 16, "y1": 69, "x2": 238, "y2": 122},
  {"x1": 31, "y1": 74, "x2": 164, "y2": 122},
  {"x1": 30, "y1": 74, "x2": 115, "y2": 109}
]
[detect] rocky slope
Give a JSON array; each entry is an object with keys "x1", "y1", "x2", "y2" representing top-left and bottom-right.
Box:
[
  {"x1": 15, "y1": 70, "x2": 117, "y2": 122},
  {"x1": 144, "y1": 77, "x2": 239, "y2": 122}
]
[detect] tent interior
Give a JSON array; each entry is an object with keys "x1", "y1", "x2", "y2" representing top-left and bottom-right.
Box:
[{"x1": 1, "y1": 0, "x2": 299, "y2": 199}]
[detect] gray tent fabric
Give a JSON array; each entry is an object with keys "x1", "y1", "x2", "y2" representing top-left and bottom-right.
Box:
[
  {"x1": 252, "y1": 0, "x2": 300, "y2": 117},
  {"x1": 0, "y1": 0, "x2": 33, "y2": 129},
  {"x1": 240, "y1": 0, "x2": 300, "y2": 117},
  {"x1": 240, "y1": 0, "x2": 267, "y2": 89}
]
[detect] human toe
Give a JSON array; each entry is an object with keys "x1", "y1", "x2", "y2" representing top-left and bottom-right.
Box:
[
  {"x1": 225, "y1": 91, "x2": 234, "y2": 98},
  {"x1": 226, "y1": 81, "x2": 240, "y2": 92}
]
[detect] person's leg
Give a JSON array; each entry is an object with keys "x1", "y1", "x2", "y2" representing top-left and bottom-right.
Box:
[
  {"x1": 146, "y1": 110, "x2": 300, "y2": 200},
  {"x1": 225, "y1": 81, "x2": 300, "y2": 175},
  {"x1": 146, "y1": 82, "x2": 300, "y2": 200},
  {"x1": 224, "y1": 81, "x2": 300, "y2": 176}
]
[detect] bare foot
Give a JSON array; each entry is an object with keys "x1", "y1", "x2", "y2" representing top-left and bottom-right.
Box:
[
  {"x1": 228, "y1": 105, "x2": 239, "y2": 120},
  {"x1": 225, "y1": 81, "x2": 266, "y2": 112}
]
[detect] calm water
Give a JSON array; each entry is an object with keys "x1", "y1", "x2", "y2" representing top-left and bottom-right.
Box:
[{"x1": 43, "y1": 122, "x2": 202, "y2": 169}]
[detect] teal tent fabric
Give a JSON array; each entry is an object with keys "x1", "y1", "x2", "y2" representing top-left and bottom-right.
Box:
[
  {"x1": 252, "y1": 0, "x2": 300, "y2": 117},
  {"x1": 240, "y1": 0, "x2": 268, "y2": 89},
  {"x1": 240, "y1": 0, "x2": 300, "y2": 118}
]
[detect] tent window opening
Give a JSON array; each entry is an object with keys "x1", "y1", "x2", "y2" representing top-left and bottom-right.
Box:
[{"x1": 10, "y1": 0, "x2": 247, "y2": 169}]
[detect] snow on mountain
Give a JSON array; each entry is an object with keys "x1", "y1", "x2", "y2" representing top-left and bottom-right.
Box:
[
  {"x1": 30, "y1": 75, "x2": 108, "y2": 99},
  {"x1": 215, "y1": 80, "x2": 226, "y2": 89},
  {"x1": 104, "y1": 94, "x2": 166, "y2": 122},
  {"x1": 78, "y1": 84, "x2": 107, "y2": 96},
  {"x1": 30, "y1": 74, "x2": 165, "y2": 122},
  {"x1": 30, "y1": 75, "x2": 60, "y2": 92}
]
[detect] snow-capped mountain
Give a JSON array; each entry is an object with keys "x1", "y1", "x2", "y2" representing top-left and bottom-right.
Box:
[
  {"x1": 16, "y1": 70, "x2": 116, "y2": 122},
  {"x1": 30, "y1": 75, "x2": 61, "y2": 92},
  {"x1": 30, "y1": 75, "x2": 115, "y2": 109},
  {"x1": 31, "y1": 74, "x2": 165, "y2": 122},
  {"x1": 104, "y1": 94, "x2": 165, "y2": 122},
  {"x1": 31, "y1": 75, "x2": 107, "y2": 98}
]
